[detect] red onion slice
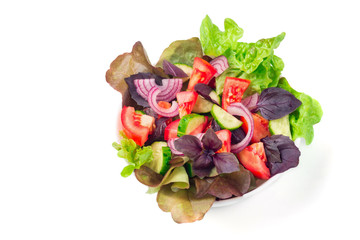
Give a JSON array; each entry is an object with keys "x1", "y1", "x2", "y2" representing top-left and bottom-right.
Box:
[
  {"x1": 167, "y1": 138, "x2": 184, "y2": 155},
  {"x1": 241, "y1": 93, "x2": 259, "y2": 112},
  {"x1": 134, "y1": 78, "x2": 183, "y2": 102},
  {"x1": 134, "y1": 79, "x2": 156, "y2": 100},
  {"x1": 210, "y1": 56, "x2": 229, "y2": 77},
  {"x1": 227, "y1": 102, "x2": 254, "y2": 153},
  {"x1": 148, "y1": 87, "x2": 179, "y2": 117},
  {"x1": 157, "y1": 78, "x2": 183, "y2": 101}
]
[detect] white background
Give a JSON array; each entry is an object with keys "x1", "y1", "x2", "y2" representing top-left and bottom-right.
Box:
[{"x1": 1, "y1": 0, "x2": 359, "y2": 239}]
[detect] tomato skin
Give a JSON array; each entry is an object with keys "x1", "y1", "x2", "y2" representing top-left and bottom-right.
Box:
[
  {"x1": 187, "y1": 57, "x2": 217, "y2": 90},
  {"x1": 215, "y1": 130, "x2": 232, "y2": 153},
  {"x1": 241, "y1": 113, "x2": 271, "y2": 143},
  {"x1": 176, "y1": 91, "x2": 198, "y2": 118},
  {"x1": 164, "y1": 119, "x2": 180, "y2": 140},
  {"x1": 222, "y1": 77, "x2": 251, "y2": 110},
  {"x1": 121, "y1": 106, "x2": 150, "y2": 146},
  {"x1": 236, "y1": 142, "x2": 270, "y2": 179}
]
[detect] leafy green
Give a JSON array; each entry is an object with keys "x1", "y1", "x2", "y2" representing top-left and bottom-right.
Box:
[
  {"x1": 113, "y1": 135, "x2": 154, "y2": 177},
  {"x1": 155, "y1": 37, "x2": 203, "y2": 67},
  {"x1": 157, "y1": 185, "x2": 215, "y2": 223},
  {"x1": 135, "y1": 157, "x2": 190, "y2": 193},
  {"x1": 201, "y1": 16, "x2": 285, "y2": 96},
  {"x1": 223, "y1": 32, "x2": 285, "y2": 73},
  {"x1": 277, "y1": 77, "x2": 323, "y2": 144},
  {"x1": 106, "y1": 41, "x2": 166, "y2": 95},
  {"x1": 215, "y1": 54, "x2": 284, "y2": 96},
  {"x1": 200, "y1": 15, "x2": 244, "y2": 57}
]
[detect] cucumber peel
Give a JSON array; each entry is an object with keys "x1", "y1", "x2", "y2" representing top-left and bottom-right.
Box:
[{"x1": 211, "y1": 105, "x2": 242, "y2": 130}]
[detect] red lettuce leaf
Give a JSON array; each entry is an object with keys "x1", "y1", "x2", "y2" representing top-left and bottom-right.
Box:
[
  {"x1": 157, "y1": 185, "x2": 215, "y2": 224},
  {"x1": 194, "y1": 165, "x2": 251, "y2": 199}
]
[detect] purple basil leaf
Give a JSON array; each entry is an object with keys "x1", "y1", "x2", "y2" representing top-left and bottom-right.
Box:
[
  {"x1": 145, "y1": 117, "x2": 170, "y2": 145},
  {"x1": 174, "y1": 135, "x2": 202, "y2": 159},
  {"x1": 261, "y1": 135, "x2": 301, "y2": 176},
  {"x1": 256, "y1": 87, "x2": 302, "y2": 120},
  {"x1": 194, "y1": 83, "x2": 219, "y2": 105},
  {"x1": 125, "y1": 72, "x2": 163, "y2": 107},
  {"x1": 201, "y1": 129, "x2": 223, "y2": 152},
  {"x1": 212, "y1": 152, "x2": 240, "y2": 174},
  {"x1": 211, "y1": 119, "x2": 222, "y2": 132},
  {"x1": 162, "y1": 60, "x2": 188, "y2": 78},
  {"x1": 230, "y1": 127, "x2": 246, "y2": 145},
  {"x1": 193, "y1": 154, "x2": 215, "y2": 178},
  {"x1": 143, "y1": 107, "x2": 158, "y2": 118}
]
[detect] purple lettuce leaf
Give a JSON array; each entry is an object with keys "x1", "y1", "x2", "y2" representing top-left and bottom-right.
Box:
[
  {"x1": 256, "y1": 87, "x2": 302, "y2": 120},
  {"x1": 162, "y1": 60, "x2": 188, "y2": 77},
  {"x1": 194, "y1": 164, "x2": 251, "y2": 199},
  {"x1": 261, "y1": 135, "x2": 301, "y2": 176}
]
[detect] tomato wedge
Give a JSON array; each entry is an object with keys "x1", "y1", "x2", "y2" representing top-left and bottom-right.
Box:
[
  {"x1": 187, "y1": 57, "x2": 217, "y2": 90},
  {"x1": 241, "y1": 113, "x2": 271, "y2": 143},
  {"x1": 176, "y1": 91, "x2": 198, "y2": 118},
  {"x1": 120, "y1": 106, "x2": 154, "y2": 146},
  {"x1": 215, "y1": 130, "x2": 232, "y2": 153},
  {"x1": 236, "y1": 142, "x2": 270, "y2": 179},
  {"x1": 164, "y1": 119, "x2": 180, "y2": 140},
  {"x1": 189, "y1": 116, "x2": 208, "y2": 135},
  {"x1": 222, "y1": 77, "x2": 251, "y2": 110}
]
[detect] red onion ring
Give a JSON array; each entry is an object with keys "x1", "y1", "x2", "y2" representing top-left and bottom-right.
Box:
[
  {"x1": 241, "y1": 93, "x2": 259, "y2": 112},
  {"x1": 227, "y1": 102, "x2": 254, "y2": 153},
  {"x1": 134, "y1": 78, "x2": 182, "y2": 102},
  {"x1": 210, "y1": 56, "x2": 229, "y2": 77},
  {"x1": 147, "y1": 87, "x2": 179, "y2": 117}
]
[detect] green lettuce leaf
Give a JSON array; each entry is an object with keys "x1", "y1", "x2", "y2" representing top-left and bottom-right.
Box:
[
  {"x1": 155, "y1": 37, "x2": 203, "y2": 67},
  {"x1": 200, "y1": 15, "x2": 243, "y2": 57},
  {"x1": 277, "y1": 77, "x2": 323, "y2": 144},
  {"x1": 113, "y1": 135, "x2": 154, "y2": 177},
  {"x1": 215, "y1": 54, "x2": 284, "y2": 96},
  {"x1": 224, "y1": 32, "x2": 285, "y2": 73},
  {"x1": 240, "y1": 54, "x2": 285, "y2": 96}
]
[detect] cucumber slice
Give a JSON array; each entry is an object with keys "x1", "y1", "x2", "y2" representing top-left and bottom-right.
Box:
[
  {"x1": 211, "y1": 105, "x2": 242, "y2": 130},
  {"x1": 192, "y1": 96, "x2": 213, "y2": 113},
  {"x1": 184, "y1": 162, "x2": 193, "y2": 177},
  {"x1": 177, "y1": 114, "x2": 206, "y2": 137},
  {"x1": 146, "y1": 141, "x2": 172, "y2": 175},
  {"x1": 269, "y1": 115, "x2": 292, "y2": 138},
  {"x1": 135, "y1": 110, "x2": 145, "y2": 115},
  {"x1": 174, "y1": 63, "x2": 193, "y2": 77},
  {"x1": 209, "y1": 91, "x2": 220, "y2": 105}
]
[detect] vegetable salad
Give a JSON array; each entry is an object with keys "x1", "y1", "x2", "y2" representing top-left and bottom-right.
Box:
[{"x1": 106, "y1": 16, "x2": 323, "y2": 223}]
